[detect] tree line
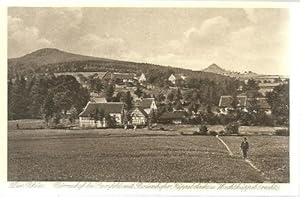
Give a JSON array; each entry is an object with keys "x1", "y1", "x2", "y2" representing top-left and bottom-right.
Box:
[
  {"x1": 8, "y1": 73, "x2": 289, "y2": 127},
  {"x1": 8, "y1": 74, "x2": 90, "y2": 125}
]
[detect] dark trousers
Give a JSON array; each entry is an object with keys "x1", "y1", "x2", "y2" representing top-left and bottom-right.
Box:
[{"x1": 242, "y1": 149, "x2": 248, "y2": 159}]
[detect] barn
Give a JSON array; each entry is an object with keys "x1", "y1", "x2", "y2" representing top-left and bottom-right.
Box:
[{"x1": 79, "y1": 102, "x2": 125, "y2": 128}]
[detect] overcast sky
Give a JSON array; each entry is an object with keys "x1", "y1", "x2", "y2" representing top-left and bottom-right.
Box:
[{"x1": 8, "y1": 7, "x2": 289, "y2": 75}]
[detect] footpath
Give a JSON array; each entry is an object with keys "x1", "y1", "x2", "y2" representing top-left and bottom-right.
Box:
[{"x1": 216, "y1": 135, "x2": 270, "y2": 183}]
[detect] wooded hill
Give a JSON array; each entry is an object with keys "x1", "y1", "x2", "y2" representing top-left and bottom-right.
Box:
[{"x1": 8, "y1": 48, "x2": 231, "y2": 82}]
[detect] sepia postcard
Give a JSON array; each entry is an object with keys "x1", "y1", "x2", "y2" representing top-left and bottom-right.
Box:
[{"x1": 1, "y1": 0, "x2": 300, "y2": 197}]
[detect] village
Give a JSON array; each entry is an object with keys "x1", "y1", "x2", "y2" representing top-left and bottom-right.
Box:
[
  {"x1": 7, "y1": 7, "x2": 290, "y2": 184},
  {"x1": 52, "y1": 70, "x2": 288, "y2": 130}
]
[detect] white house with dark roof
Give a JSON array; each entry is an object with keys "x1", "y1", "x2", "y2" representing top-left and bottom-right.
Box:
[
  {"x1": 218, "y1": 95, "x2": 271, "y2": 115},
  {"x1": 247, "y1": 97, "x2": 272, "y2": 115},
  {"x1": 130, "y1": 106, "x2": 148, "y2": 126},
  {"x1": 138, "y1": 73, "x2": 146, "y2": 83},
  {"x1": 90, "y1": 97, "x2": 107, "y2": 103},
  {"x1": 168, "y1": 74, "x2": 187, "y2": 84},
  {"x1": 79, "y1": 102, "x2": 125, "y2": 128},
  {"x1": 218, "y1": 95, "x2": 248, "y2": 114},
  {"x1": 258, "y1": 83, "x2": 281, "y2": 96},
  {"x1": 135, "y1": 98, "x2": 157, "y2": 114},
  {"x1": 113, "y1": 72, "x2": 135, "y2": 83}
]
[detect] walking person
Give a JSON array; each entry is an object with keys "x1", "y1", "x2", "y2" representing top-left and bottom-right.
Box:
[{"x1": 241, "y1": 137, "x2": 249, "y2": 159}]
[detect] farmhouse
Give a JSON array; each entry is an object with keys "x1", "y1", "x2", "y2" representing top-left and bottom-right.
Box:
[
  {"x1": 79, "y1": 102, "x2": 125, "y2": 128},
  {"x1": 248, "y1": 97, "x2": 272, "y2": 115},
  {"x1": 159, "y1": 111, "x2": 188, "y2": 124},
  {"x1": 135, "y1": 98, "x2": 157, "y2": 114},
  {"x1": 218, "y1": 95, "x2": 247, "y2": 114},
  {"x1": 90, "y1": 97, "x2": 107, "y2": 103},
  {"x1": 195, "y1": 105, "x2": 220, "y2": 115},
  {"x1": 258, "y1": 83, "x2": 281, "y2": 96},
  {"x1": 218, "y1": 95, "x2": 271, "y2": 115},
  {"x1": 138, "y1": 73, "x2": 146, "y2": 83},
  {"x1": 113, "y1": 72, "x2": 135, "y2": 83},
  {"x1": 130, "y1": 107, "x2": 148, "y2": 126},
  {"x1": 168, "y1": 74, "x2": 187, "y2": 84},
  {"x1": 253, "y1": 75, "x2": 288, "y2": 83},
  {"x1": 55, "y1": 71, "x2": 113, "y2": 81}
]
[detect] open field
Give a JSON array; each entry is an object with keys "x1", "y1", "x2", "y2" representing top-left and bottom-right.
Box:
[
  {"x1": 8, "y1": 119, "x2": 46, "y2": 130},
  {"x1": 8, "y1": 119, "x2": 287, "y2": 136},
  {"x1": 221, "y1": 136, "x2": 289, "y2": 183},
  {"x1": 8, "y1": 128, "x2": 288, "y2": 182}
]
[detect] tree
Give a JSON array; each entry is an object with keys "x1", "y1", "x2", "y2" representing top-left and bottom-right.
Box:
[
  {"x1": 231, "y1": 92, "x2": 239, "y2": 110},
  {"x1": 28, "y1": 77, "x2": 49, "y2": 119},
  {"x1": 42, "y1": 93, "x2": 56, "y2": 126},
  {"x1": 266, "y1": 83, "x2": 289, "y2": 125},
  {"x1": 8, "y1": 79, "x2": 14, "y2": 120},
  {"x1": 155, "y1": 93, "x2": 166, "y2": 103},
  {"x1": 167, "y1": 92, "x2": 174, "y2": 103},
  {"x1": 9, "y1": 75, "x2": 30, "y2": 119},
  {"x1": 134, "y1": 85, "x2": 143, "y2": 98},
  {"x1": 91, "y1": 108, "x2": 105, "y2": 126},
  {"x1": 104, "y1": 82, "x2": 115, "y2": 101},
  {"x1": 68, "y1": 106, "x2": 78, "y2": 124},
  {"x1": 174, "y1": 100, "x2": 183, "y2": 111},
  {"x1": 105, "y1": 112, "x2": 116, "y2": 127},
  {"x1": 174, "y1": 88, "x2": 183, "y2": 101},
  {"x1": 225, "y1": 121, "x2": 240, "y2": 134},
  {"x1": 121, "y1": 91, "x2": 133, "y2": 111},
  {"x1": 148, "y1": 110, "x2": 157, "y2": 129}
]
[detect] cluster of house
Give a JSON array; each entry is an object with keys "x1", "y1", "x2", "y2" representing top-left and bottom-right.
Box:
[
  {"x1": 78, "y1": 93, "x2": 272, "y2": 128},
  {"x1": 55, "y1": 71, "x2": 189, "y2": 86},
  {"x1": 55, "y1": 71, "x2": 147, "y2": 87},
  {"x1": 244, "y1": 75, "x2": 288, "y2": 96},
  {"x1": 55, "y1": 70, "x2": 282, "y2": 128},
  {"x1": 218, "y1": 95, "x2": 271, "y2": 115},
  {"x1": 79, "y1": 97, "x2": 157, "y2": 128}
]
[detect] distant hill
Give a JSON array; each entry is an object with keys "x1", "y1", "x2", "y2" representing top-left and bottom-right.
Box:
[
  {"x1": 8, "y1": 48, "x2": 232, "y2": 82},
  {"x1": 202, "y1": 63, "x2": 258, "y2": 79},
  {"x1": 202, "y1": 63, "x2": 228, "y2": 75},
  {"x1": 8, "y1": 48, "x2": 117, "y2": 73},
  {"x1": 9, "y1": 48, "x2": 115, "y2": 65}
]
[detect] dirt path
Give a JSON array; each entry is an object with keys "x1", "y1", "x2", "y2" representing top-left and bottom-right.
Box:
[
  {"x1": 216, "y1": 135, "x2": 270, "y2": 182},
  {"x1": 216, "y1": 135, "x2": 233, "y2": 156}
]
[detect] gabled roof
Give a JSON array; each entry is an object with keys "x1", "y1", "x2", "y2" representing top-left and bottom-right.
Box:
[
  {"x1": 91, "y1": 97, "x2": 107, "y2": 103},
  {"x1": 136, "y1": 98, "x2": 155, "y2": 109},
  {"x1": 247, "y1": 98, "x2": 271, "y2": 109},
  {"x1": 159, "y1": 111, "x2": 188, "y2": 120},
  {"x1": 219, "y1": 95, "x2": 247, "y2": 108},
  {"x1": 130, "y1": 106, "x2": 148, "y2": 118},
  {"x1": 258, "y1": 83, "x2": 281, "y2": 88},
  {"x1": 257, "y1": 98, "x2": 271, "y2": 109},
  {"x1": 79, "y1": 102, "x2": 124, "y2": 117},
  {"x1": 170, "y1": 74, "x2": 187, "y2": 80},
  {"x1": 54, "y1": 71, "x2": 111, "y2": 79},
  {"x1": 219, "y1": 95, "x2": 271, "y2": 109},
  {"x1": 113, "y1": 73, "x2": 135, "y2": 80}
]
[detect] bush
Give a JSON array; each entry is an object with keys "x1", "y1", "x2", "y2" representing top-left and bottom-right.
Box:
[
  {"x1": 219, "y1": 130, "x2": 225, "y2": 135},
  {"x1": 225, "y1": 121, "x2": 239, "y2": 134},
  {"x1": 275, "y1": 128, "x2": 289, "y2": 136},
  {"x1": 193, "y1": 125, "x2": 208, "y2": 135},
  {"x1": 209, "y1": 130, "x2": 218, "y2": 136},
  {"x1": 198, "y1": 125, "x2": 208, "y2": 135}
]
